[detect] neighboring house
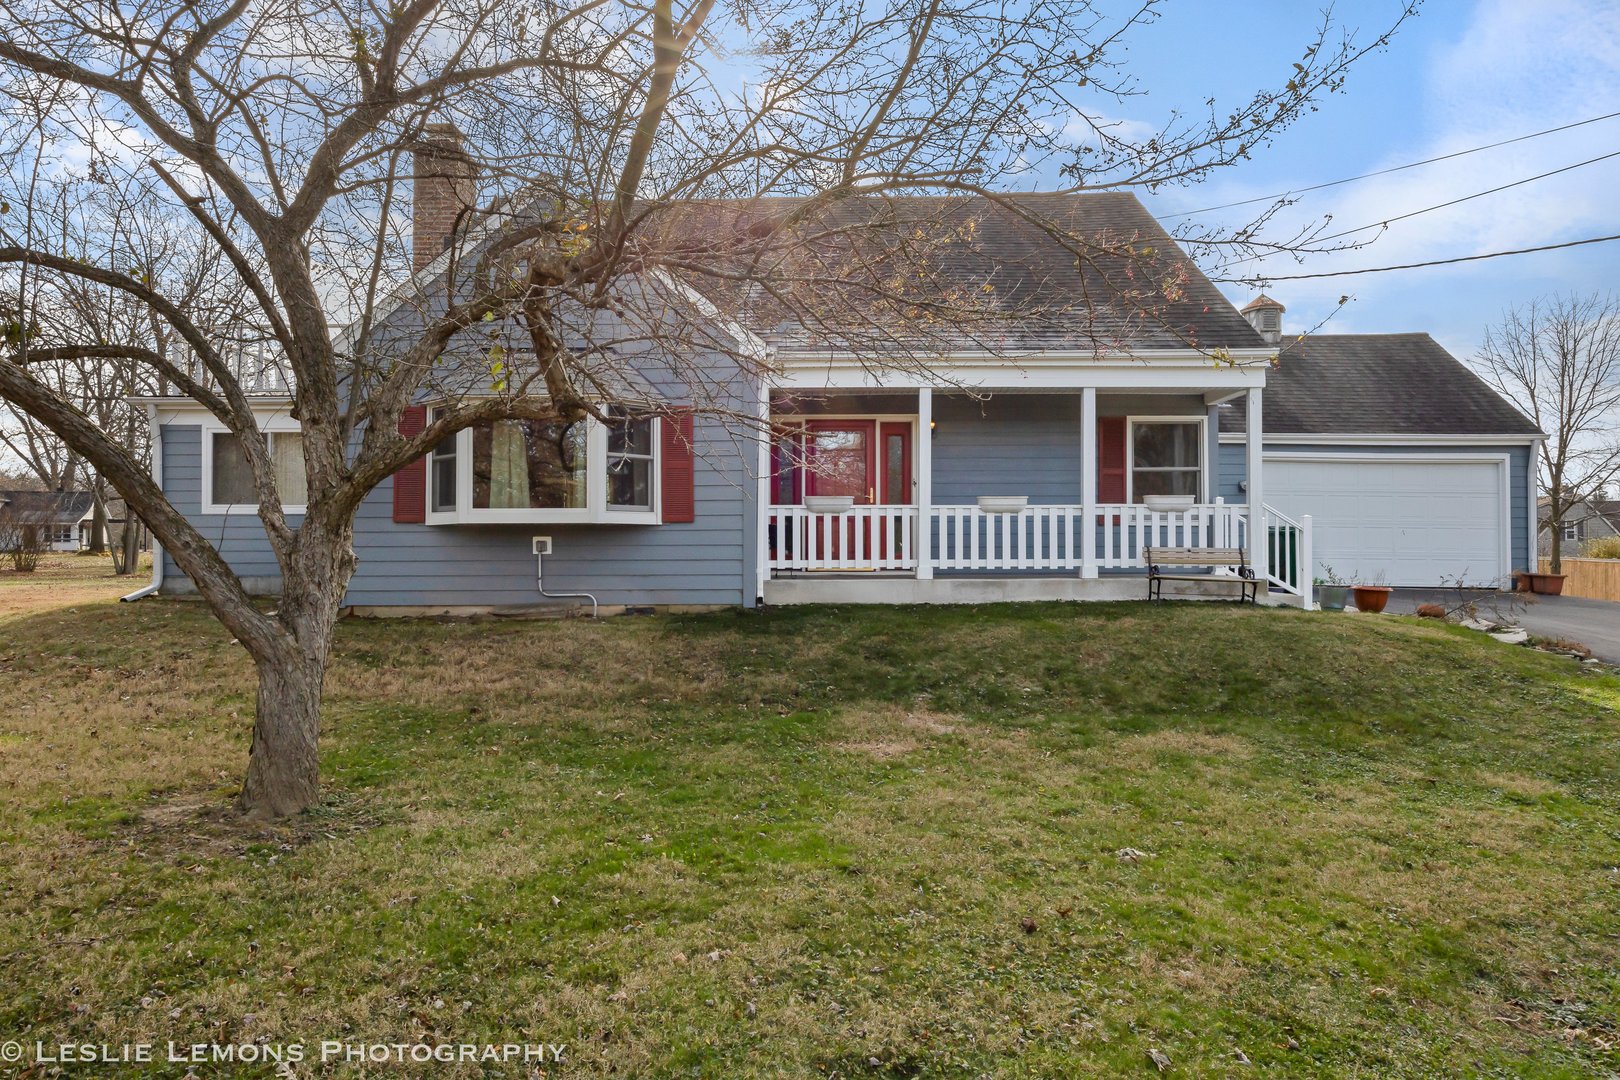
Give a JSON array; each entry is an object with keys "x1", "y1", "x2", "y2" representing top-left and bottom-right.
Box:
[
  {"x1": 0, "y1": 489, "x2": 98, "y2": 551},
  {"x1": 132, "y1": 190, "x2": 1541, "y2": 613},
  {"x1": 1539, "y1": 496, "x2": 1620, "y2": 556}
]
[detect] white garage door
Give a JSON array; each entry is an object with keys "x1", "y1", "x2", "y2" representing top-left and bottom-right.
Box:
[{"x1": 1265, "y1": 456, "x2": 1507, "y2": 587}]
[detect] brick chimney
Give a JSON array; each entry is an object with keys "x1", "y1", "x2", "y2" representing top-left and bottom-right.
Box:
[
  {"x1": 1240, "y1": 294, "x2": 1285, "y2": 345},
  {"x1": 412, "y1": 122, "x2": 476, "y2": 272}
]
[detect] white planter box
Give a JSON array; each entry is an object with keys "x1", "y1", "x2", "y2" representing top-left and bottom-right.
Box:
[
  {"x1": 1143, "y1": 495, "x2": 1196, "y2": 511},
  {"x1": 804, "y1": 495, "x2": 855, "y2": 514},
  {"x1": 977, "y1": 495, "x2": 1029, "y2": 514}
]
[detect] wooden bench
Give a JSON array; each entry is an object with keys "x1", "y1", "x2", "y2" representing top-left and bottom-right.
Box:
[{"x1": 1145, "y1": 546, "x2": 1258, "y2": 604}]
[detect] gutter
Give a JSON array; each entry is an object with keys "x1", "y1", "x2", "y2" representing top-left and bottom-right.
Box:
[{"x1": 120, "y1": 403, "x2": 164, "y2": 602}]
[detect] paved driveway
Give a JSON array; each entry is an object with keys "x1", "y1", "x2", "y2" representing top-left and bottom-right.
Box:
[{"x1": 1384, "y1": 588, "x2": 1620, "y2": 664}]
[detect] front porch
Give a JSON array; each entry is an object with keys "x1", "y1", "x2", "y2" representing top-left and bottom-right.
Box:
[{"x1": 754, "y1": 381, "x2": 1315, "y2": 608}]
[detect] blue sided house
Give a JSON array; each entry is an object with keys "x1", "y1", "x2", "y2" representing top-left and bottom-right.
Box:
[{"x1": 134, "y1": 192, "x2": 1541, "y2": 613}]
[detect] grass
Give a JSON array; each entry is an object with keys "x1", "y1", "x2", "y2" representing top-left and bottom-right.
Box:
[
  {"x1": 1, "y1": 582, "x2": 1618, "y2": 1077},
  {"x1": 0, "y1": 551, "x2": 150, "y2": 615}
]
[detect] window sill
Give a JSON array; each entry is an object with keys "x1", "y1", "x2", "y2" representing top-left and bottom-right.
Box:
[{"x1": 424, "y1": 509, "x2": 660, "y2": 526}]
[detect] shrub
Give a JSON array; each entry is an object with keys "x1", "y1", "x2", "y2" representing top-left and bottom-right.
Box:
[{"x1": 1581, "y1": 535, "x2": 1620, "y2": 559}]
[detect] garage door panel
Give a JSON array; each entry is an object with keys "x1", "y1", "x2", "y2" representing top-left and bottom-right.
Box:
[{"x1": 1266, "y1": 457, "x2": 1505, "y2": 587}]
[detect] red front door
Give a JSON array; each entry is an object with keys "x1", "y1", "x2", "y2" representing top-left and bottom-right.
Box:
[{"x1": 804, "y1": 421, "x2": 876, "y2": 503}]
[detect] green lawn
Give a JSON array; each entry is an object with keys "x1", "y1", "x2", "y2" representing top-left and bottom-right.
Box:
[{"x1": 1, "y1": 596, "x2": 1618, "y2": 1076}]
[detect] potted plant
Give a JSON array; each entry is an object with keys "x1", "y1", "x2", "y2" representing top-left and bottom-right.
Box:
[
  {"x1": 1143, "y1": 494, "x2": 1195, "y2": 512},
  {"x1": 1524, "y1": 570, "x2": 1567, "y2": 595},
  {"x1": 1315, "y1": 565, "x2": 1349, "y2": 612},
  {"x1": 977, "y1": 495, "x2": 1029, "y2": 514},
  {"x1": 1351, "y1": 572, "x2": 1393, "y2": 614}
]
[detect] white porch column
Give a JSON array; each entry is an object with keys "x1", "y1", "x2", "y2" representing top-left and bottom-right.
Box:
[
  {"x1": 1080, "y1": 386, "x2": 1098, "y2": 578},
  {"x1": 916, "y1": 387, "x2": 934, "y2": 580},
  {"x1": 1245, "y1": 387, "x2": 1267, "y2": 583},
  {"x1": 755, "y1": 380, "x2": 771, "y2": 601}
]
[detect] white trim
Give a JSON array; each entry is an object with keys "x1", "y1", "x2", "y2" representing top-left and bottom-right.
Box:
[
  {"x1": 1080, "y1": 387, "x2": 1097, "y2": 578},
  {"x1": 1264, "y1": 450, "x2": 1514, "y2": 584},
  {"x1": 777, "y1": 346, "x2": 1277, "y2": 367},
  {"x1": 1219, "y1": 432, "x2": 1542, "y2": 445},
  {"x1": 774, "y1": 364, "x2": 1268, "y2": 391},
  {"x1": 1245, "y1": 390, "x2": 1265, "y2": 581},
  {"x1": 754, "y1": 378, "x2": 771, "y2": 602},
  {"x1": 1124, "y1": 414, "x2": 1208, "y2": 503},
  {"x1": 916, "y1": 388, "x2": 934, "y2": 580},
  {"x1": 199, "y1": 416, "x2": 308, "y2": 516},
  {"x1": 1526, "y1": 436, "x2": 1543, "y2": 571}
]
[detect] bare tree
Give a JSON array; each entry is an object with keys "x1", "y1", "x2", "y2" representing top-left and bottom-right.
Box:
[
  {"x1": 0, "y1": 0, "x2": 1416, "y2": 817},
  {"x1": 1477, "y1": 294, "x2": 1620, "y2": 575}
]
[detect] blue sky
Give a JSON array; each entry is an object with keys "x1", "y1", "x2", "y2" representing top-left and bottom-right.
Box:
[{"x1": 1105, "y1": 0, "x2": 1620, "y2": 362}]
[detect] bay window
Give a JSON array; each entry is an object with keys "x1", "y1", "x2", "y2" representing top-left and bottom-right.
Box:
[
  {"x1": 426, "y1": 406, "x2": 660, "y2": 524},
  {"x1": 1129, "y1": 419, "x2": 1203, "y2": 502}
]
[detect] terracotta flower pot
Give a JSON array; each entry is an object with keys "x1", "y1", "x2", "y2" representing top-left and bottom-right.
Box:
[
  {"x1": 1527, "y1": 572, "x2": 1567, "y2": 596},
  {"x1": 1351, "y1": 585, "x2": 1392, "y2": 614},
  {"x1": 1512, "y1": 571, "x2": 1533, "y2": 593}
]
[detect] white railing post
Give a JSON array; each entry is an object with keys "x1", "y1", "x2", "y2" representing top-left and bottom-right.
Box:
[
  {"x1": 917, "y1": 387, "x2": 934, "y2": 580},
  {"x1": 1300, "y1": 513, "x2": 1315, "y2": 610},
  {"x1": 1080, "y1": 387, "x2": 1098, "y2": 578}
]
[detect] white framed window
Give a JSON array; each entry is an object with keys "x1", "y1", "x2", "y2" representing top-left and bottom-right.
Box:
[
  {"x1": 1127, "y1": 417, "x2": 1205, "y2": 502},
  {"x1": 606, "y1": 407, "x2": 655, "y2": 512},
  {"x1": 202, "y1": 418, "x2": 307, "y2": 514},
  {"x1": 1562, "y1": 521, "x2": 1579, "y2": 542},
  {"x1": 51, "y1": 524, "x2": 75, "y2": 544},
  {"x1": 425, "y1": 406, "x2": 660, "y2": 525}
]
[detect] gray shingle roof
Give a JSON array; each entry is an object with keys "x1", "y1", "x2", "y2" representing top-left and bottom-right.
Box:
[
  {"x1": 0, "y1": 489, "x2": 95, "y2": 523},
  {"x1": 1219, "y1": 334, "x2": 1541, "y2": 437},
  {"x1": 649, "y1": 193, "x2": 1268, "y2": 355}
]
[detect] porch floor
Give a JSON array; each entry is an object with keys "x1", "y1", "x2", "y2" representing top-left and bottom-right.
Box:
[{"x1": 762, "y1": 574, "x2": 1289, "y2": 607}]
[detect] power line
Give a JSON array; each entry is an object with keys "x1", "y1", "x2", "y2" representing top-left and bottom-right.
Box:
[
  {"x1": 1222, "y1": 147, "x2": 1620, "y2": 269},
  {"x1": 1168, "y1": 110, "x2": 1620, "y2": 219},
  {"x1": 1217, "y1": 232, "x2": 1620, "y2": 283}
]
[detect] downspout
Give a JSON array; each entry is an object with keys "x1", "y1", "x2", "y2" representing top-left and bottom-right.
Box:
[{"x1": 120, "y1": 403, "x2": 164, "y2": 602}]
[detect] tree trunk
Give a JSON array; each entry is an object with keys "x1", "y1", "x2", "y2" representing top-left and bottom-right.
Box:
[
  {"x1": 237, "y1": 650, "x2": 325, "y2": 819},
  {"x1": 117, "y1": 517, "x2": 140, "y2": 575},
  {"x1": 1550, "y1": 518, "x2": 1563, "y2": 577},
  {"x1": 89, "y1": 493, "x2": 107, "y2": 553},
  {"x1": 235, "y1": 518, "x2": 357, "y2": 819}
]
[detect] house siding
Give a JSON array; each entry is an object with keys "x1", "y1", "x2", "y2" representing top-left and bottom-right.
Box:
[
  {"x1": 931, "y1": 392, "x2": 1211, "y2": 504},
  {"x1": 161, "y1": 396, "x2": 760, "y2": 610},
  {"x1": 1219, "y1": 441, "x2": 1534, "y2": 572}
]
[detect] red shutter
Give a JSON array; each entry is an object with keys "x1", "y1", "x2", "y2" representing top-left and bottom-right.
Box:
[
  {"x1": 393, "y1": 405, "x2": 428, "y2": 523},
  {"x1": 660, "y1": 408, "x2": 696, "y2": 523},
  {"x1": 1097, "y1": 416, "x2": 1127, "y2": 504}
]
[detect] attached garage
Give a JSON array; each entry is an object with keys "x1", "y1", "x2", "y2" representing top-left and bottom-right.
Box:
[
  {"x1": 1217, "y1": 333, "x2": 1542, "y2": 590},
  {"x1": 1264, "y1": 454, "x2": 1509, "y2": 587}
]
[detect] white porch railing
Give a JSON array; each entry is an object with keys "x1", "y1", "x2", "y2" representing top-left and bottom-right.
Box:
[
  {"x1": 767, "y1": 505, "x2": 919, "y2": 571},
  {"x1": 1092, "y1": 502, "x2": 1250, "y2": 569},
  {"x1": 1259, "y1": 503, "x2": 1312, "y2": 604},
  {"x1": 768, "y1": 502, "x2": 1309, "y2": 578}
]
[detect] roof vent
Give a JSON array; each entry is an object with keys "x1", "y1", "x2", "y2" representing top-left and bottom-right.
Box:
[{"x1": 1240, "y1": 294, "x2": 1285, "y2": 345}]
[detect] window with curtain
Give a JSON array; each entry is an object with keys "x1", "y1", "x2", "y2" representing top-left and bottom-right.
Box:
[
  {"x1": 471, "y1": 419, "x2": 587, "y2": 509},
  {"x1": 211, "y1": 431, "x2": 307, "y2": 507},
  {"x1": 1130, "y1": 421, "x2": 1201, "y2": 501}
]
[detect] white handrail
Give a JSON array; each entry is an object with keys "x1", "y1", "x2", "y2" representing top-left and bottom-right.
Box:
[{"x1": 768, "y1": 503, "x2": 1261, "y2": 575}]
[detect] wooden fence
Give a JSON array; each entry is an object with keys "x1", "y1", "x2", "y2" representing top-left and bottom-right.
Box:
[{"x1": 1539, "y1": 557, "x2": 1620, "y2": 602}]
